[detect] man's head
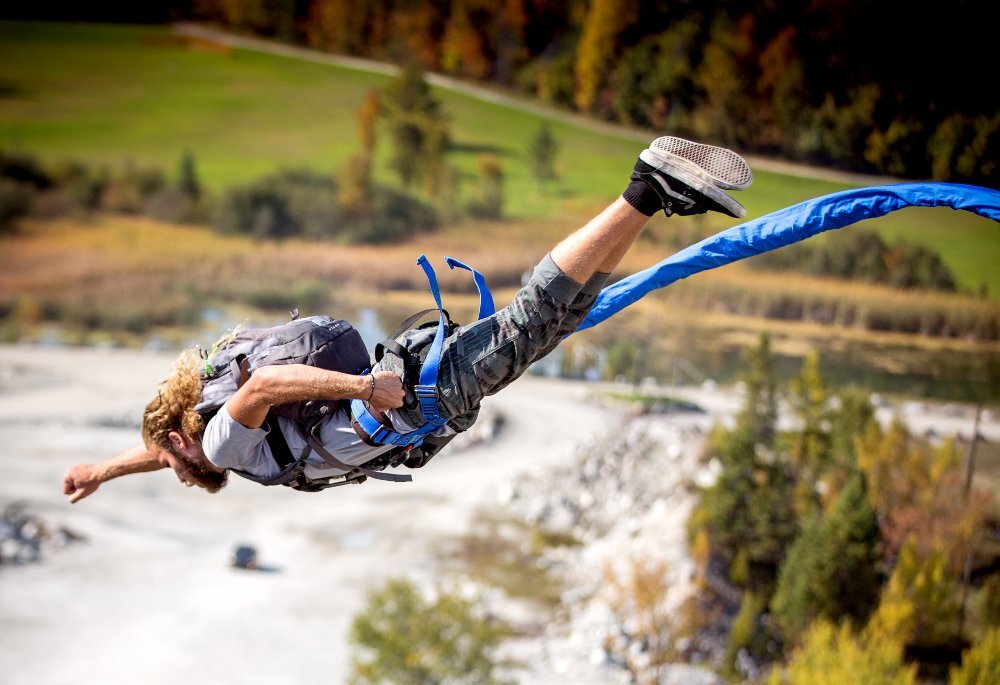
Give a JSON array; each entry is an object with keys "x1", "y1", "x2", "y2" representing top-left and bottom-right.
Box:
[
  {"x1": 148, "y1": 431, "x2": 228, "y2": 492},
  {"x1": 142, "y1": 350, "x2": 228, "y2": 493}
]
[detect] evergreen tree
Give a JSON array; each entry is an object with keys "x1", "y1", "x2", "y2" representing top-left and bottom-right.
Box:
[
  {"x1": 702, "y1": 334, "x2": 797, "y2": 596},
  {"x1": 771, "y1": 475, "x2": 882, "y2": 639},
  {"x1": 528, "y1": 122, "x2": 558, "y2": 187},
  {"x1": 178, "y1": 151, "x2": 201, "y2": 202},
  {"x1": 787, "y1": 351, "x2": 831, "y2": 514}
]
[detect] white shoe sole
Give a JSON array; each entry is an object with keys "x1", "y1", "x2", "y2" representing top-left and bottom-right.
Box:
[{"x1": 639, "y1": 137, "x2": 752, "y2": 218}]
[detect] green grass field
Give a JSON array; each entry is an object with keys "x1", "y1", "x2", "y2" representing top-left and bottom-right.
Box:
[{"x1": 1, "y1": 21, "x2": 997, "y2": 293}]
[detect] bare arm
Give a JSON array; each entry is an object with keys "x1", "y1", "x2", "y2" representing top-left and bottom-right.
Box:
[
  {"x1": 227, "y1": 365, "x2": 404, "y2": 430},
  {"x1": 62, "y1": 444, "x2": 166, "y2": 504}
]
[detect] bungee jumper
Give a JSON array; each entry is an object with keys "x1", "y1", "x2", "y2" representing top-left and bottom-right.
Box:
[{"x1": 61, "y1": 136, "x2": 1000, "y2": 501}]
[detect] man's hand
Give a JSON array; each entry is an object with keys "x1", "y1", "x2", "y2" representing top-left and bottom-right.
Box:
[
  {"x1": 369, "y1": 371, "x2": 405, "y2": 414},
  {"x1": 63, "y1": 464, "x2": 102, "y2": 504}
]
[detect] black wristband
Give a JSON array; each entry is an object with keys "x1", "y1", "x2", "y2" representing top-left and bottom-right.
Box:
[{"x1": 367, "y1": 374, "x2": 375, "y2": 401}]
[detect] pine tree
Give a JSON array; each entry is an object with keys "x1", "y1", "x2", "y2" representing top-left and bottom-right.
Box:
[
  {"x1": 178, "y1": 151, "x2": 201, "y2": 202},
  {"x1": 771, "y1": 475, "x2": 882, "y2": 639},
  {"x1": 528, "y1": 122, "x2": 558, "y2": 187},
  {"x1": 787, "y1": 352, "x2": 831, "y2": 514},
  {"x1": 702, "y1": 334, "x2": 797, "y2": 596}
]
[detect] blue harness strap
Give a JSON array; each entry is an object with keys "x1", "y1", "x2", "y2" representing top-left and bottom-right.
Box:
[
  {"x1": 446, "y1": 256, "x2": 496, "y2": 319},
  {"x1": 350, "y1": 254, "x2": 493, "y2": 450}
]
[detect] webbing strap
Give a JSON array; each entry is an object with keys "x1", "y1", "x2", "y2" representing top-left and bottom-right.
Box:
[
  {"x1": 351, "y1": 253, "x2": 492, "y2": 450},
  {"x1": 296, "y1": 421, "x2": 413, "y2": 482},
  {"x1": 415, "y1": 255, "x2": 447, "y2": 422},
  {"x1": 445, "y1": 256, "x2": 495, "y2": 320}
]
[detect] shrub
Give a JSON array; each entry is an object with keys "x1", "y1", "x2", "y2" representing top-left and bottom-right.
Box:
[
  {"x1": 466, "y1": 154, "x2": 504, "y2": 219},
  {"x1": 101, "y1": 163, "x2": 166, "y2": 214},
  {"x1": 144, "y1": 186, "x2": 198, "y2": 224},
  {"x1": 0, "y1": 152, "x2": 50, "y2": 189},
  {"x1": 0, "y1": 179, "x2": 33, "y2": 234},
  {"x1": 350, "y1": 578, "x2": 511, "y2": 685}
]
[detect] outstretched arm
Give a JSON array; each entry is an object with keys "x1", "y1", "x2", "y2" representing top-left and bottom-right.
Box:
[
  {"x1": 227, "y1": 365, "x2": 404, "y2": 430},
  {"x1": 63, "y1": 444, "x2": 166, "y2": 504}
]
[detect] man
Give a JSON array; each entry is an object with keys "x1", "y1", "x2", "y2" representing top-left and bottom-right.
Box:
[{"x1": 62, "y1": 136, "x2": 752, "y2": 502}]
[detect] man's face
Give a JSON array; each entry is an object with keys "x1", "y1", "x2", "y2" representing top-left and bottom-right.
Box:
[{"x1": 151, "y1": 437, "x2": 228, "y2": 493}]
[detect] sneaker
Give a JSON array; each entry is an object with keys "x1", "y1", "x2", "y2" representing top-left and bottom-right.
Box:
[{"x1": 632, "y1": 136, "x2": 753, "y2": 217}]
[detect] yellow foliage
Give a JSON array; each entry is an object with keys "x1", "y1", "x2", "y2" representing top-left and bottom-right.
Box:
[
  {"x1": 866, "y1": 540, "x2": 960, "y2": 649},
  {"x1": 950, "y1": 626, "x2": 1000, "y2": 685},
  {"x1": 770, "y1": 620, "x2": 916, "y2": 685},
  {"x1": 573, "y1": 0, "x2": 632, "y2": 112}
]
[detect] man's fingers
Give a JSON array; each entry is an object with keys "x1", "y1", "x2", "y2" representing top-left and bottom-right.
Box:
[{"x1": 68, "y1": 483, "x2": 96, "y2": 504}]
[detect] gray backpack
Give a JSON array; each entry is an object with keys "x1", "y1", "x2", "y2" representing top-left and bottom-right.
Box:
[
  {"x1": 195, "y1": 315, "x2": 378, "y2": 491},
  {"x1": 195, "y1": 315, "x2": 370, "y2": 422}
]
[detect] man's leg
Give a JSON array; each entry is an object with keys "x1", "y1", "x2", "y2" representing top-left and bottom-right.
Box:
[
  {"x1": 548, "y1": 197, "x2": 649, "y2": 287},
  {"x1": 429, "y1": 137, "x2": 752, "y2": 421}
]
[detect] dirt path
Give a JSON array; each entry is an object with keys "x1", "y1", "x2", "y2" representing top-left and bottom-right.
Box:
[{"x1": 172, "y1": 23, "x2": 900, "y2": 188}]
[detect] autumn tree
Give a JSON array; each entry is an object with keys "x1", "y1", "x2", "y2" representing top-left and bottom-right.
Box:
[
  {"x1": 691, "y1": 13, "x2": 756, "y2": 145},
  {"x1": 950, "y1": 626, "x2": 1000, "y2": 685},
  {"x1": 856, "y1": 420, "x2": 990, "y2": 569},
  {"x1": 573, "y1": 0, "x2": 632, "y2": 113},
  {"x1": 768, "y1": 620, "x2": 916, "y2": 685},
  {"x1": 440, "y1": 0, "x2": 491, "y2": 79},
  {"x1": 612, "y1": 20, "x2": 699, "y2": 130},
  {"x1": 866, "y1": 541, "x2": 962, "y2": 652},
  {"x1": 756, "y1": 26, "x2": 807, "y2": 153},
  {"x1": 381, "y1": 63, "x2": 450, "y2": 195}
]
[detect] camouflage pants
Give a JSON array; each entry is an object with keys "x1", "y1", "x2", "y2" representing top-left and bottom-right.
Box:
[{"x1": 431, "y1": 254, "x2": 607, "y2": 426}]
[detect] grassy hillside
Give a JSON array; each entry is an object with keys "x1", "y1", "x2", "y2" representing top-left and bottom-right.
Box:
[{"x1": 1, "y1": 21, "x2": 997, "y2": 294}]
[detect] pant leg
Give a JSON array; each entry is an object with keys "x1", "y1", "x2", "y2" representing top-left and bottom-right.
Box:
[
  {"x1": 526, "y1": 269, "x2": 609, "y2": 365},
  {"x1": 435, "y1": 254, "x2": 590, "y2": 420}
]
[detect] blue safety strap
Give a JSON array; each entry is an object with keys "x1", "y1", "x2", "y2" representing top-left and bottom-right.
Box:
[
  {"x1": 414, "y1": 255, "x2": 447, "y2": 428},
  {"x1": 446, "y1": 256, "x2": 496, "y2": 320},
  {"x1": 350, "y1": 254, "x2": 493, "y2": 449}
]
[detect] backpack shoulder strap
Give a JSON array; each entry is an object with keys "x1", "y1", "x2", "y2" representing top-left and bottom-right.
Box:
[{"x1": 263, "y1": 413, "x2": 295, "y2": 470}]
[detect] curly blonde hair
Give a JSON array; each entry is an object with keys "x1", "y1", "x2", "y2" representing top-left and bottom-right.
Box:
[{"x1": 141, "y1": 349, "x2": 205, "y2": 449}]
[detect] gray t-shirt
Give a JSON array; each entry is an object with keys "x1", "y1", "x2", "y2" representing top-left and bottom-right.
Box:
[
  {"x1": 202, "y1": 402, "x2": 454, "y2": 480},
  {"x1": 202, "y1": 401, "x2": 392, "y2": 480}
]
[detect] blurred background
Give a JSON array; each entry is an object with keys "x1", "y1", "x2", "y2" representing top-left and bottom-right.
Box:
[{"x1": 1, "y1": 2, "x2": 998, "y2": 684}]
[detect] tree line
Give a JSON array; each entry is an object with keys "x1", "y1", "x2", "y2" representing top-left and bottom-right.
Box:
[{"x1": 27, "y1": 0, "x2": 990, "y2": 185}]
